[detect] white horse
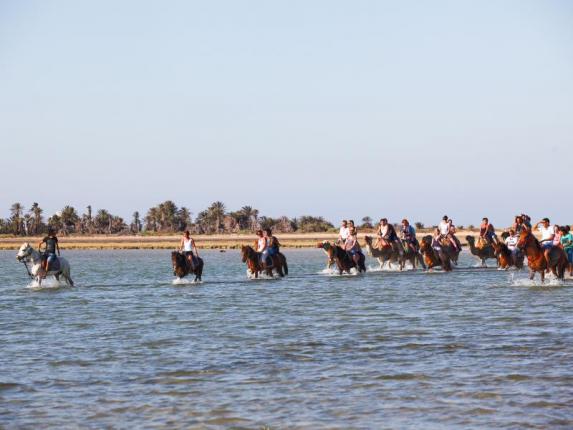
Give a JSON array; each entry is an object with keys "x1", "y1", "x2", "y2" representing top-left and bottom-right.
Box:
[{"x1": 16, "y1": 243, "x2": 74, "y2": 286}]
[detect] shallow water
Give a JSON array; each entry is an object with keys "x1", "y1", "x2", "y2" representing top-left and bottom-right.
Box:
[{"x1": 1, "y1": 249, "x2": 572, "y2": 429}]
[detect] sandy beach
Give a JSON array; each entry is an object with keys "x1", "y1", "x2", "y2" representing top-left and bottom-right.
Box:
[{"x1": 0, "y1": 229, "x2": 509, "y2": 250}]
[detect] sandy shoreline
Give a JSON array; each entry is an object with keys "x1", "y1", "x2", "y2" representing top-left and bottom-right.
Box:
[{"x1": 0, "y1": 230, "x2": 508, "y2": 250}]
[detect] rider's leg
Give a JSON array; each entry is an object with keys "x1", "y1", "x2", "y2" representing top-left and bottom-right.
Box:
[
  {"x1": 453, "y1": 235, "x2": 462, "y2": 251},
  {"x1": 543, "y1": 246, "x2": 552, "y2": 269}
]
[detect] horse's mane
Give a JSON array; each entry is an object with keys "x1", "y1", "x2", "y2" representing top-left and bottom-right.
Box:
[
  {"x1": 172, "y1": 251, "x2": 186, "y2": 266},
  {"x1": 242, "y1": 245, "x2": 258, "y2": 259}
]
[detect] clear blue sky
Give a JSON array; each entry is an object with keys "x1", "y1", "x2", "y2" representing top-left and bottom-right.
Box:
[{"x1": 1, "y1": 0, "x2": 572, "y2": 226}]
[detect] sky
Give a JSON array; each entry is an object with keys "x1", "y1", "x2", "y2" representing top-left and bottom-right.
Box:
[{"x1": 1, "y1": 0, "x2": 572, "y2": 226}]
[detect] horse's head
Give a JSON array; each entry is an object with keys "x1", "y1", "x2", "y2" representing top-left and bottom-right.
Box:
[
  {"x1": 465, "y1": 235, "x2": 474, "y2": 243},
  {"x1": 318, "y1": 241, "x2": 335, "y2": 260},
  {"x1": 241, "y1": 245, "x2": 249, "y2": 263},
  {"x1": 171, "y1": 251, "x2": 186, "y2": 276},
  {"x1": 419, "y1": 235, "x2": 432, "y2": 252},
  {"x1": 364, "y1": 235, "x2": 372, "y2": 245},
  {"x1": 516, "y1": 229, "x2": 532, "y2": 250},
  {"x1": 16, "y1": 243, "x2": 32, "y2": 261}
]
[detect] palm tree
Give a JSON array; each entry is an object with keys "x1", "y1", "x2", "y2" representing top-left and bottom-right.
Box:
[
  {"x1": 10, "y1": 202, "x2": 24, "y2": 235},
  {"x1": 177, "y1": 207, "x2": 191, "y2": 231},
  {"x1": 94, "y1": 209, "x2": 111, "y2": 234},
  {"x1": 238, "y1": 206, "x2": 259, "y2": 231},
  {"x1": 208, "y1": 201, "x2": 226, "y2": 234},
  {"x1": 60, "y1": 205, "x2": 79, "y2": 234},
  {"x1": 131, "y1": 211, "x2": 141, "y2": 233},
  {"x1": 29, "y1": 202, "x2": 44, "y2": 234},
  {"x1": 23, "y1": 214, "x2": 32, "y2": 236},
  {"x1": 361, "y1": 216, "x2": 373, "y2": 229},
  {"x1": 47, "y1": 214, "x2": 63, "y2": 233},
  {"x1": 144, "y1": 207, "x2": 159, "y2": 232}
]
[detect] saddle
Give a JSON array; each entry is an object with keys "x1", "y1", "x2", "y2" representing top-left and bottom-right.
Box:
[
  {"x1": 476, "y1": 237, "x2": 488, "y2": 250},
  {"x1": 439, "y1": 237, "x2": 451, "y2": 248}
]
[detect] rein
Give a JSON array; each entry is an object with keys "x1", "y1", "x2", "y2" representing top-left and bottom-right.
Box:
[{"x1": 20, "y1": 258, "x2": 34, "y2": 279}]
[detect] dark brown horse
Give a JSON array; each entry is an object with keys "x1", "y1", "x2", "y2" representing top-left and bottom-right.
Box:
[
  {"x1": 241, "y1": 245, "x2": 288, "y2": 278},
  {"x1": 171, "y1": 251, "x2": 204, "y2": 282},
  {"x1": 491, "y1": 241, "x2": 524, "y2": 270},
  {"x1": 517, "y1": 230, "x2": 567, "y2": 282},
  {"x1": 419, "y1": 236, "x2": 452, "y2": 272},
  {"x1": 317, "y1": 241, "x2": 366, "y2": 275}
]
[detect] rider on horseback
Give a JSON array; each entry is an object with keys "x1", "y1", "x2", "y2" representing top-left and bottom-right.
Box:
[
  {"x1": 534, "y1": 218, "x2": 555, "y2": 267},
  {"x1": 344, "y1": 226, "x2": 364, "y2": 265},
  {"x1": 438, "y1": 216, "x2": 462, "y2": 252},
  {"x1": 180, "y1": 230, "x2": 199, "y2": 270},
  {"x1": 560, "y1": 226, "x2": 573, "y2": 277},
  {"x1": 432, "y1": 228, "x2": 443, "y2": 252},
  {"x1": 38, "y1": 228, "x2": 60, "y2": 276},
  {"x1": 338, "y1": 220, "x2": 350, "y2": 245},
  {"x1": 265, "y1": 228, "x2": 280, "y2": 262},
  {"x1": 400, "y1": 219, "x2": 419, "y2": 253},
  {"x1": 376, "y1": 218, "x2": 403, "y2": 257},
  {"x1": 256, "y1": 229, "x2": 272, "y2": 267},
  {"x1": 512, "y1": 215, "x2": 528, "y2": 235},
  {"x1": 504, "y1": 229, "x2": 521, "y2": 260}
]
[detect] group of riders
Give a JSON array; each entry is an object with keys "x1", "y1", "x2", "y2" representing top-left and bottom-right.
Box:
[
  {"x1": 179, "y1": 228, "x2": 281, "y2": 269},
  {"x1": 332, "y1": 214, "x2": 573, "y2": 275},
  {"x1": 36, "y1": 213, "x2": 573, "y2": 278}
]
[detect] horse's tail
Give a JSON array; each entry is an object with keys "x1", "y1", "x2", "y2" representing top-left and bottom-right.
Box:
[
  {"x1": 61, "y1": 258, "x2": 74, "y2": 286},
  {"x1": 282, "y1": 254, "x2": 288, "y2": 275}
]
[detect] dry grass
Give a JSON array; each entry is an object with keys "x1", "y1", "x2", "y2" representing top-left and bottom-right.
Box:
[{"x1": 0, "y1": 230, "x2": 513, "y2": 250}]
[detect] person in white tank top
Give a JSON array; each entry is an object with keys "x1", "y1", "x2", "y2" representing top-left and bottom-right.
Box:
[{"x1": 179, "y1": 230, "x2": 199, "y2": 269}]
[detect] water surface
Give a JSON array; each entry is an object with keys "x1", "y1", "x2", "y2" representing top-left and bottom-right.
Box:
[{"x1": 1, "y1": 249, "x2": 572, "y2": 429}]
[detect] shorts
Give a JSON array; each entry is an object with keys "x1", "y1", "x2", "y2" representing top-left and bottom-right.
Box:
[
  {"x1": 541, "y1": 242, "x2": 553, "y2": 250},
  {"x1": 566, "y1": 248, "x2": 573, "y2": 263},
  {"x1": 44, "y1": 253, "x2": 56, "y2": 264}
]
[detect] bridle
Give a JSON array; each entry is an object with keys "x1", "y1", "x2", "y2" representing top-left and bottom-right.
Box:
[{"x1": 17, "y1": 247, "x2": 34, "y2": 279}]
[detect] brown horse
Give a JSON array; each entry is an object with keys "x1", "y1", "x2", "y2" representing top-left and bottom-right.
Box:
[
  {"x1": 466, "y1": 235, "x2": 498, "y2": 267},
  {"x1": 241, "y1": 245, "x2": 288, "y2": 278},
  {"x1": 419, "y1": 236, "x2": 452, "y2": 272},
  {"x1": 171, "y1": 251, "x2": 204, "y2": 282},
  {"x1": 517, "y1": 230, "x2": 567, "y2": 282},
  {"x1": 317, "y1": 241, "x2": 366, "y2": 275},
  {"x1": 491, "y1": 241, "x2": 524, "y2": 270}
]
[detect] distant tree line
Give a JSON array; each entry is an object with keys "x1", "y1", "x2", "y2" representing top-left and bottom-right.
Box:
[{"x1": 0, "y1": 201, "x2": 338, "y2": 236}]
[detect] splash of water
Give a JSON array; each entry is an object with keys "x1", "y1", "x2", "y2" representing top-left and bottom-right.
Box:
[
  {"x1": 317, "y1": 267, "x2": 359, "y2": 276},
  {"x1": 246, "y1": 269, "x2": 276, "y2": 280},
  {"x1": 26, "y1": 278, "x2": 65, "y2": 289},
  {"x1": 509, "y1": 272, "x2": 566, "y2": 287},
  {"x1": 172, "y1": 277, "x2": 202, "y2": 285},
  {"x1": 366, "y1": 262, "x2": 408, "y2": 272}
]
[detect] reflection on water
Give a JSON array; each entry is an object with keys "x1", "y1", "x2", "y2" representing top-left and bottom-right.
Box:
[{"x1": 1, "y1": 249, "x2": 572, "y2": 428}]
